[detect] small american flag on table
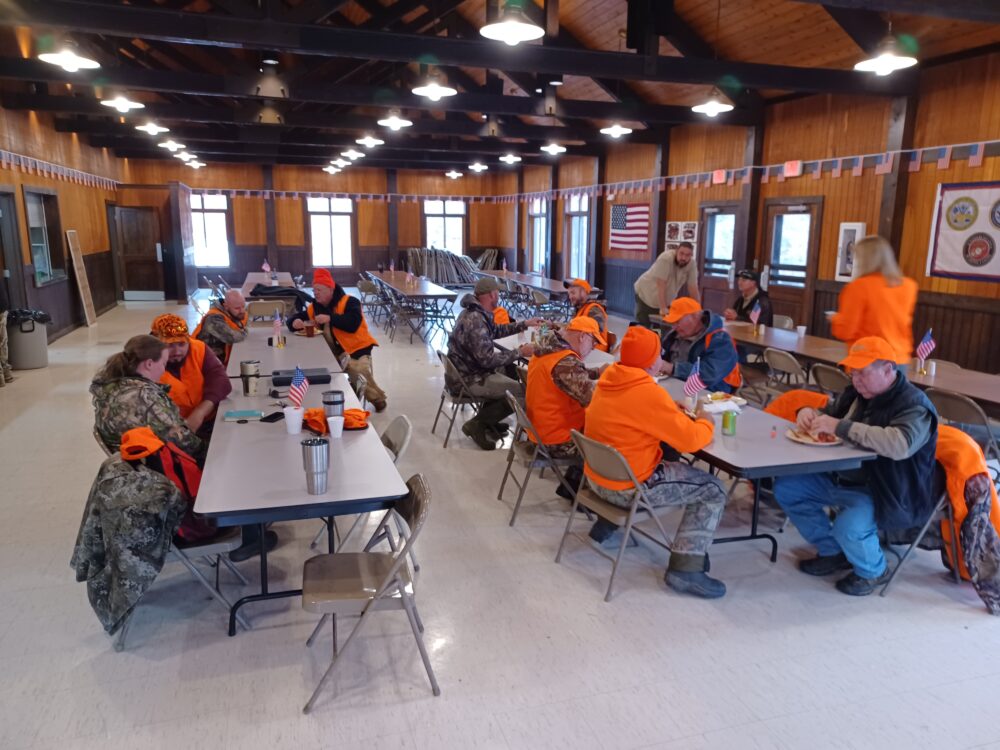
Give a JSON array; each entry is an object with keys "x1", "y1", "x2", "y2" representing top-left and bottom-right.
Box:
[
  {"x1": 916, "y1": 329, "x2": 936, "y2": 361},
  {"x1": 749, "y1": 302, "x2": 761, "y2": 326},
  {"x1": 609, "y1": 204, "x2": 650, "y2": 252},
  {"x1": 289, "y1": 366, "x2": 310, "y2": 408},
  {"x1": 262, "y1": 259, "x2": 271, "y2": 273},
  {"x1": 684, "y1": 358, "x2": 707, "y2": 397}
]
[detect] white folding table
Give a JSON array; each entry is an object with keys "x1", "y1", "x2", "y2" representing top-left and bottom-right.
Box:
[{"x1": 225, "y1": 323, "x2": 343, "y2": 377}]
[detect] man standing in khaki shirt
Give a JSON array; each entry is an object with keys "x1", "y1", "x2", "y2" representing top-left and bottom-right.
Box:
[{"x1": 633, "y1": 242, "x2": 700, "y2": 325}]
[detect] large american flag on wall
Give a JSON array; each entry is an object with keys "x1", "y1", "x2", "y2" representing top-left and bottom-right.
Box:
[{"x1": 609, "y1": 204, "x2": 651, "y2": 252}]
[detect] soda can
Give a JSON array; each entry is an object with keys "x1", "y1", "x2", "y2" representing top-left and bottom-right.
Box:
[{"x1": 722, "y1": 410, "x2": 737, "y2": 436}]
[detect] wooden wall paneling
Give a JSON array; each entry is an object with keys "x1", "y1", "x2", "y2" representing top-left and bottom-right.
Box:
[
  {"x1": 275, "y1": 197, "x2": 305, "y2": 246},
  {"x1": 912, "y1": 53, "x2": 1000, "y2": 150},
  {"x1": 386, "y1": 169, "x2": 399, "y2": 263},
  {"x1": 232, "y1": 196, "x2": 266, "y2": 246},
  {"x1": 602, "y1": 260, "x2": 646, "y2": 316},
  {"x1": 22, "y1": 264, "x2": 82, "y2": 342},
  {"x1": 601, "y1": 143, "x2": 658, "y2": 262},
  {"x1": 592, "y1": 154, "x2": 606, "y2": 290},
  {"x1": 82, "y1": 251, "x2": 117, "y2": 315},
  {"x1": 122, "y1": 160, "x2": 263, "y2": 189}
]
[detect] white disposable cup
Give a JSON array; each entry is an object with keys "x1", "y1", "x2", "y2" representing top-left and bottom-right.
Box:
[
  {"x1": 796, "y1": 325, "x2": 807, "y2": 337},
  {"x1": 327, "y1": 416, "x2": 345, "y2": 438},
  {"x1": 284, "y1": 406, "x2": 304, "y2": 435},
  {"x1": 927, "y1": 361, "x2": 937, "y2": 377}
]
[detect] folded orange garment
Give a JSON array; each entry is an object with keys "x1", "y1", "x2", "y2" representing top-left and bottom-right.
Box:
[
  {"x1": 344, "y1": 408, "x2": 370, "y2": 429},
  {"x1": 303, "y1": 407, "x2": 329, "y2": 435}
]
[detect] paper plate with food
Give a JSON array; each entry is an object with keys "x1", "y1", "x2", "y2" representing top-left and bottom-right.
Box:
[
  {"x1": 703, "y1": 391, "x2": 747, "y2": 407},
  {"x1": 785, "y1": 428, "x2": 843, "y2": 446}
]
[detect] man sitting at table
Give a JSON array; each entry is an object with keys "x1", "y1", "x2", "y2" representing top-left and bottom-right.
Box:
[
  {"x1": 724, "y1": 269, "x2": 773, "y2": 328},
  {"x1": 287, "y1": 268, "x2": 388, "y2": 413},
  {"x1": 660, "y1": 297, "x2": 742, "y2": 394},
  {"x1": 447, "y1": 276, "x2": 543, "y2": 450},
  {"x1": 150, "y1": 314, "x2": 232, "y2": 437},
  {"x1": 564, "y1": 278, "x2": 610, "y2": 352},
  {"x1": 774, "y1": 336, "x2": 939, "y2": 596},
  {"x1": 192, "y1": 288, "x2": 248, "y2": 366},
  {"x1": 583, "y1": 326, "x2": 729, "y2": 599},
  {"x1": 526, "y1": 316, "x2": 607, "y2": 498}
]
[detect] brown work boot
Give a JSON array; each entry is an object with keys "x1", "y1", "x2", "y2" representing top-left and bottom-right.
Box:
[{"x1": 372, "y1": 399, "x2": 387, "y2": 413}]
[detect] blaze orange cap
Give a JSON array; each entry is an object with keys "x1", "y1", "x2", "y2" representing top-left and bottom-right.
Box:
[
  {"x1": 120, "y1": 426, "x2": 164, "y2": 461},
  {"x1": 663, "y1": 296, "x2": 703, "y2": 324},
  {"x1": 839, "y1": 336, "x2": 899, "y2": 371},
  {"x1": 150, "y1": 314, "x2": 190, "y2": 343},
  {"x1": 619, "y1": 326, "x2": 661, "y2": 370},
  {"x1": 563, "y1": 315, "x2": 607, "y2": 347},
  {"x1": 562, "y1": 278, "x2": 592, "y2": 294},
  {"x1": 312, "y1": 268, "x2": 335, "y2": 289}
]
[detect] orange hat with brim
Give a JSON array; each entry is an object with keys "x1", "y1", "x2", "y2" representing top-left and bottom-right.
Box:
[
  {"x1": 563, "y1": 315, "x2": 607, "y2": 347},
  {"x1": 150, "y1": 313, "x2": 190, "y2": 343},
  {"x1": 663, "y1": 296, "x2": 703, "y2": 324},
  {"x1": 312, "y1": 268, "x2": 335, "y2": 289},
  {"x1": 562, "y1": 278, "x2": 592, "y2": 294},
  {"x1": 838, "y1": 336, "x2": 899, "y2": 371},
  {"x1": 619, "y1": 326, "x2": 661, "y2": 370}
]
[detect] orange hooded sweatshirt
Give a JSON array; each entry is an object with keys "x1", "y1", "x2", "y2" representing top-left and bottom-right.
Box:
[
  {"x1": 584, "y1": 363, "x2": 714, "y2": 490},
  {"x1": 830, "y1": 273, "x2": 917, "y2": 364}
]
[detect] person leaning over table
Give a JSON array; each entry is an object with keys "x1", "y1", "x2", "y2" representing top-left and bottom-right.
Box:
[
  {"x1": 830, "y1": 235, "x2": 917, "y2": 364},
  {"x1": 773, "y1": 336, "x2": 939, "y2": 596},
  {"x1": 724, "y1": 269, "x2": 773, "y2": 328},
  {"x1": 192, "y1": 288, "x2": 248, "y2": 366},
  {"x1": 632, "y1": 241, "x2": 700, "y2": 327},
  {"x1": 564, "y1": 278, "x2": 610, "y2": 352},
  {"x1": 660, "y1": 296, "x2": 742, "y2": 394},
  {"x1": 525, "y1": 316, "x2": 608, "y2": 500},
  {"x1": 583, "y1": 325, "x2": 729, "y2": 599},
  {"x1": 287, "y1": 268, "x2": 388, "y2": 413},
  {"x1": 447, "y1": 276, "x2": 544, "y2": 451}
]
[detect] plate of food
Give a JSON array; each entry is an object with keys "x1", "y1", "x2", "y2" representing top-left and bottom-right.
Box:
[
  {"x1": 785, "y1": 428, "x2": 843, "y2": 446},
  {"x1": 704, "y1": 392, "x2": 747, "y2": 407}
]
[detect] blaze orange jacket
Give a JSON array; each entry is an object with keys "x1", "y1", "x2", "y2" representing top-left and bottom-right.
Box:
[
  {"x1": 160, "y1": 338, "x2": 207, "y2": 418},
  {"x1": 831, "y1": 273, "x2": 917, "y2": 364},
  {"x1": 576, "y1": 301, "x2": 610, "y2": 352},
  {"x1": 493, "y1": 307, "x2": 512, "y2": 325},
  {"x1": 191, "y1": 306, "x2": 247, "y2": 364},
  {"x1": 764, "y1": 389, "x2": 830, "y2": 423},
  {"x1": 309, "y1": 295, "x2": 378, "y2": 355},
  {"x1": 526, "y1": 349, "x2": 586, "y2": 446},
  {"x1": 584, "y1": 363, "x2": 714, "y2": 490}
]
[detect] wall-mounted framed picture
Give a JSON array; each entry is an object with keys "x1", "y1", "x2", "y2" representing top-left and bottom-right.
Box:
[{"x1": 836, "y1": 222, "x2": 865, "y2": 282}]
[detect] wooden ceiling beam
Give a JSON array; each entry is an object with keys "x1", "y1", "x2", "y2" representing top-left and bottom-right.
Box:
[
  {"x1": 822, "y1": 5, "x2": 888, "y2": 53},
  {"x1": 282, "y1": 0, "x2": 353, "y2": 25},
  {"x1": 792, "y1": 0, "x2": 1000, "y2": 24},
  {"x1": 4, "y1": 0, "x2": 915, "y2": 95}
]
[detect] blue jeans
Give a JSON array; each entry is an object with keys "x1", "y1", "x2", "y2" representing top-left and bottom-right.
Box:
[{"x1": 773, "y1": 473, "x2": 887, "y2": 579}]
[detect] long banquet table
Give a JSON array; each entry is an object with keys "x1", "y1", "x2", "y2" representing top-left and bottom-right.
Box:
[
  {"x1": 476, "y1": 269, "x2": 569, "y2": 296},
  {"x1": 240, "y1": 271, "x2": 295, "y2": 298},
  {"x1": 225, "y1": 320, "x2": 342, "y2": 377}
]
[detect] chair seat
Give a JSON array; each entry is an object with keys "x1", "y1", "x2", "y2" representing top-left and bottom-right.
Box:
[
  {"x1": 513, "y1": 440, "x2": 578, "y2": 468},
  {"x1": 574, "y1": 487, "x2": 631, "y2": 526},
  {"x1": 302, "y1": 552, "x2": 413, "y2": 615},
  {"x1": 171, "y1": 527, "x2": 242, "y2": 555}
]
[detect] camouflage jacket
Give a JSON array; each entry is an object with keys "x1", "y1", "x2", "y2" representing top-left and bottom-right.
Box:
[
  {"x1": 90, "y1": 375, "x2": 205, "y2": 464},
  {"x1": 70, "y1": 456, "x2": 186, "y2": 634},
  {"x1": 195, "y1": 304, "x2": 248, "y2": 363},
  {"x1": 446, "y1": 294, "x2": 527, "y2": 388},
  {"x1": 534, "y1": 330, "x2": 599, "y2": 407},
  {"x1": 960, "y1": 473, "x2": 1000, "y2": 615}
]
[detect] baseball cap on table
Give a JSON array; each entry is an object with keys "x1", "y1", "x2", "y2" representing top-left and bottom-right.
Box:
[
  {"x1": 838, "y1": 336, "x2": 899, "y2": 371},
  {"x1": 563, "y1": 315, "x2": 607, "y2": 347},
  {"x1": 150, "y1": 313, "x2": 189, "y2": 343},
  {"x1": 619, "y1": 325, "x2": 661, "y2": 370},
  {"x1": 474, "y1": 276, "x2": 500, "y2": 296},
  {"x1": 662, "y1": 296, "x2": 703, "y2": 324},
  {"x1": 736, "y1": 269, "x2": 760, "y2": 283},
  {"x1": 562, "y1": 278, "x2": 592, "y2": 294},
  {"x1": 312, "y1": 268, "x2": 335, "y2": 289}
]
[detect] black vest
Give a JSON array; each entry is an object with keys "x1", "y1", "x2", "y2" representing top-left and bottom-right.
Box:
[{"x1": 828, "y1": 373, "x2": 939, "y2": 529}]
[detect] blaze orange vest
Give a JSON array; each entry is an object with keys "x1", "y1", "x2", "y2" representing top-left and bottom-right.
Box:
[
  {"x1": 191, "y1": 306, "x2": 247, "y2": 364},
  {"x1": 493, "y1": 307, "x2": 512, "y2": 325},
  {"x1": 308, "y1": 295, "x2": 378, "y2": 355},
  {"x1": 764, "y1": 389, "x2": 830, "y2": 423},
  {"x1": 704, "y1": 331, "x2": 743, "y2": 389},
  {"x1": 526, "y1": 349, "x2": 586, "y2": 446},
  {"x1": 576, "y1": 301, "x2": 609, "y2": 352},
  {"x1": 159, "y1": 338, "x2": 207, "y2": 419}
]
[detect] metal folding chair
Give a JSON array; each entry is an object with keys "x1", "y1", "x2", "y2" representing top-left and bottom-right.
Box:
[
  {"x1": 556, "y1": 430, "x2": 673, "y2": 602},
  {"x1": 880, "y1": 489, "x2": 959, "y2": 597},
  {"x1": 431, "y1": 351, "x2": 484, "y2": 448},
  {"x1": 927, "y1": 388, "x2": 1000, "y2": 462},
  {"x1": 762, "y1": 347, "x2": 808, "y2": 404},
  {"x1": 772, "y1": 314, "x2": 795, "y2": 330},
  {"x1": 810, "y1": 362, "x2": 851, "y2": 398}
]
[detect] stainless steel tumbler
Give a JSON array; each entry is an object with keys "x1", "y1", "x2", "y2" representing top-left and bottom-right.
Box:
[{"x1": 301, "y1": 438, "x2": 330, "y2": 495}]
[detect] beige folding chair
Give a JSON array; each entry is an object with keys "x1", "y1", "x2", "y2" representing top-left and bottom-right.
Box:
[
  {"x1": 927, "y1": 388, "x2": 1000, "y2": 462},
  {"x1": 556, "y1": 430, "x2": 673, "y2": 602},
  {"x1": 351, "y1": 372, "x2": 369, "y2": 410},
  {"x1": 810, "y1": 362, "x2": 851, "y2": 398},
  {"x1": 302, "y1": 474, "x2": 439, "y2": 713},
  {"x1": 762, "y1": 347, "x2": 808, "y2": 403},
  {"x1": 879, "y1": 485, "x2": 958, "y2": 597},
  {"x1": 431, "y1": 351, "x2": 484, "y2": 448},
  {"x1": 912, "y1": 358, "x2": 961, "y2": 372},
  {"x1": 497, "y1": 391, "x2": 582, "y2": 527},
  {"x1": 772, "y1": 314, "x2": 795, "y2": 330},
  {"x1": 246, "y1": 299, "x2": 287, "y2": 323}
]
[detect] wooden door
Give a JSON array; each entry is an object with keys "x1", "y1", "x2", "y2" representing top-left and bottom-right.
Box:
[
  {"x1": 760, "y1": 197, "x2": 824, "y2": 328},
  {"x1": 114, "y1": 207, "x2": 163, "y2": 297},
  {"x1": 697, "y1": 201, "x2": 741, "y2": 314}
]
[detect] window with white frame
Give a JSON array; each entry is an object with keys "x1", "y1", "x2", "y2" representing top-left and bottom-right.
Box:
[
  {"x1": 307, "y1": 197, "x2": 353, "y2": 267},
  {"x1": 424, "y1": 199, "x2": 465, "y2": 254},
  {"x1": 566, "y1": 194, "x2": 589, "y2": 280},
  {"x1": 190, "y1": 194, "x2": 230, "y2": 267},
  {"x1": 528, "y1": 198, "x2": 548, "y2": 274}
]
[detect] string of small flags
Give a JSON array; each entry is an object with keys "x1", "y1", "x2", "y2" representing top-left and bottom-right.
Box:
[{"x1": 0, "y1": 149, "x2": 119, "y2": 190}]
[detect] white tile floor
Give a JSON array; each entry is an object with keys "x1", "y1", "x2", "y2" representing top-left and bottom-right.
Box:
[{"x1": 1, "y1": 297, "x2": 999, "y2": 750}]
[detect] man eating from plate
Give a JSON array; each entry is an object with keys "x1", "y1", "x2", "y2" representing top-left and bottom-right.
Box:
[{"x1": 773, "y1": 336, "x2": 939, "y2": 596}]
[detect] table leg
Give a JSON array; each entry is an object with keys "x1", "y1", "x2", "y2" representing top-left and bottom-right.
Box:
[
  {"x1": 227, "y1": 521, "x2": 303, "y2": 636},
  {"x1": 712, "y1": 480, "x2": 779, "y2": 562}
]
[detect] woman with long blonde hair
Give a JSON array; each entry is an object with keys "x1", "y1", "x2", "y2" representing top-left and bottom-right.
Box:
[{"x1": 830, "y1": 235, "x2": 917, "y2": 363}]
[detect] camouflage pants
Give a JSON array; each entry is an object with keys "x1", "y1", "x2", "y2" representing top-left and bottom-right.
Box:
[
  {"x1": 588, "y1": 461, "x2": 726, "y2": 556},
  {"x1": 343, "y1": 354, "x2": 387, "y2": 405},
  {"x1": 0, "y1": 311, "x2": 10, "y2": 380},
  {"x1": 545, "y1": 440, "x2": 579, "y2": 459}
]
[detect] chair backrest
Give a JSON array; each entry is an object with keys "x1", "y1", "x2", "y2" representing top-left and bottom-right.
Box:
[
  {"x1": 247, "y1": 299, "x2": 285, "y2": 322},
  {"x1": 763, "y1": 347, "x2": 807, "y2": 380},
  {"x1": 358, "y1": 279, "x2": 379, "y2": 295},
  {"x1": 912, "y1": 358, "x2": 961, "y2": 372},
  {"x1": 810, "y1": 363, "x2": 851, "y2": 396},
  {"x1": 367, "y1": 474, "x2": 432, "y2": 600},
  {"x1": 506, "y1": 390, "x2": 543, "y2": 445},
  {"x1": 570, "y1": 429, "x2": 641, "y2": 488},
  {"x1": 773, "y1": 314, "x2": 795, "y2": 330},
  {"x1": 438, "y1": 350, "x2": 475, "y2": 395},
  {"x1": 531, "y1": 289, "x2": 549, "y2": 305},
  {"x1": 927, "y1": 388, "x2": 999, "y2": 460},
  {"x1": 352, "y1": 373, "x2": 368, "y2": 400},
  {"x1": 379, "y1": 414, "x2": 413, "y2": 464}
]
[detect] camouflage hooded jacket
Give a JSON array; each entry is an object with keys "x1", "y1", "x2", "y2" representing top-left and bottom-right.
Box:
[
  {"x1": 446, "y1": 294, "x2": 527, "y2": 389},
  {"x1": 70, "y1": 456, "x2": 186, "y2": 634},
  {"x1": 90, "y1": 375, "x2": 205, "y2": 464}
]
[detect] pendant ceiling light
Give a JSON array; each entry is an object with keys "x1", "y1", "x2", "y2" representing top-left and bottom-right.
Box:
[
  {"x1": 330, "y1": 158, "x2": 350, "y2": 168},
  {"x1": 499, "y1": 154, "x2": 522, "y2": 165},
  {"x1": 158, "y1": 140, "x2": 185, "y2": 152},
  {"x1": 599, "y1": 123, "x2": 632, "y2": 139},
  {"x1": 854, "y1": 24, "x2": 917, "y2": 76},
  {"x1": 356, "y1": 135, "x2": 384, "y2": 149},
  {"x1": 445, "y1": 170, "x2": 463, "y2": 179},
  {"x1": 480, "y1": 0, "x2": 544, "y2": 47},
  {"x1": 37, "y1": 42, "x2": 100, "y2": 73},
  {"x1": 691, "y1": 88, "x2": 734, "y2": 118},
  {"x1": 341, "y1": 149, "x2": 365, "y2": 160},
  {"x1": 100, "y1": 95, "x2": 144, "y2": 113},
  {"x1": 377, "y1": 111, "x2": 413, "y2": 131},
  {"x1": 412, "y1": 75, "x2": 458, "y2": 102},
  {"x1": 187, "y1": 161, "x2": 205, "y2": 169},
  {"x1": 540, "y1": 143, "x2": 567, "y2": 155},
  {"x1": 323, "y1": 165, "x2": 341, "y2": 175},
  {"x1": 174, "y1": 152, "x2": 194, "y2": 161},
  {"x1": 135, "y1": 122, "x2": 169, "y2": 136},
  {"x1": 469, "y1": 162, "x2": 489, "y2": 172}
]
